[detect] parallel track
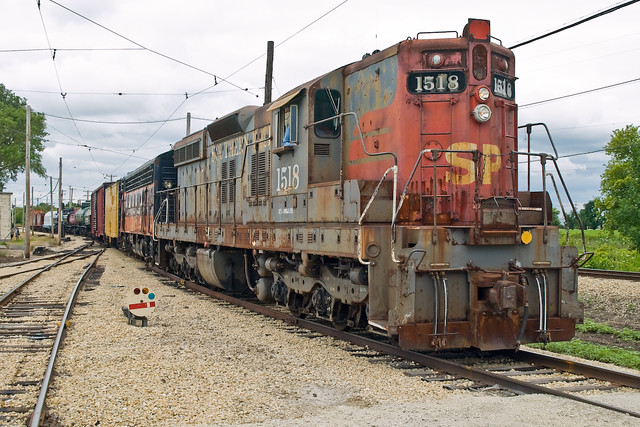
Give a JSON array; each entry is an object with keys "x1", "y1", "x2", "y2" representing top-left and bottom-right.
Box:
[
  {"x1": 150, "y1": 265, "x2": 640, "y2": 420},
  {"x1": 0, "y1": 245, "x2": 103, "y2": 426},
  {"x1": 578, "y1": 268, "x2": 640, "y2": 281}
]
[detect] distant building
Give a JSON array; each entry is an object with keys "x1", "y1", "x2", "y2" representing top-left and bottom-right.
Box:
[{"x1": 0, "y1": 193, "x2": 12, "y2": 241}]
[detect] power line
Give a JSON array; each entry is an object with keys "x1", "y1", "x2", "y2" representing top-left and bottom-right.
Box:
[
  {"x1": 223, "y1": 0, "x2": 350, "y2": 81},
  {"x1": 510, "y1": 0, "x2": 640, "y2": 49},
  {"x1": 45, "y1": 113, "x2": 184, "y2": 125},
  {"x1": 14, "y1": 88, "x2": 261, "y2": 97},
  {"x1": 0, "y1": 47, "x2": 144, "y2": 53},
  {"x1": 37, "y1": 2, "x2": 104, "y2": 177},
  {"x1": 520, "y1": 76, "x2": 640, "y2": 108},
  {"x1": 48, "y1": 0, "x2": 259, "y2": 98}
]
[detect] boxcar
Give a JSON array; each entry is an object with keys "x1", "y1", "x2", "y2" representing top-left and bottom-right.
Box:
[
  {"x1": 104, "y1": 182, "x2": 120, "y2": 245},
  {"x1": 91, "y1": 183, "x2": 112, "y2": 241}
]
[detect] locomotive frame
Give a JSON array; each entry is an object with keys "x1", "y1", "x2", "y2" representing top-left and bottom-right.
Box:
[{"x1": 97, "y1": 18, "x2": 586, "y2": 351}]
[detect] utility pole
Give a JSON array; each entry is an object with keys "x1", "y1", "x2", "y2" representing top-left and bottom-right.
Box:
[
  {"x1": 24, "y1": 105, "x2": 31, "y2": 258},
  {"x1": 50, "y1": 176, "x2": 54, "y2": 238},
  {"x1": 264, "y1": 41, "x2": 274, "y2": 105},
  {"x1": 186, "y1": 112, "x2": 191, "y2": 136},
  {"x1": 69, "y1": 186, "x2": 73, "y2": 208},
  {"x1": 57, "y1": 158, "x2": 62, "y2": 244},
  {"x1": 31, "y1": 187, "x2": 35, "y2": 236}
]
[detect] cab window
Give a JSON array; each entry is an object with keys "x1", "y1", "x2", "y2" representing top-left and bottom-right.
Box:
[
  {"x1": 277, "y1": 104, "x2": 298, "y2": 148},
  {"x1": 314, "y1": 89, "x2": 341, "y2": 138}
]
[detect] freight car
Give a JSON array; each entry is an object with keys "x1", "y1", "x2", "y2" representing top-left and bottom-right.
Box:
[
  {"x1": 67, "y1": 205, "x2": 89, "y2": 236},
  {"x1": 104, "y1": 182, "x2": 120, "y2": 246},
  {"x1": 31, "y1": 209, "x2": 45, "y2": 232},
  {"x1": 121, "y1": 18, "x2": 585, "y2": 351},
  {"x1": 90, "y1": 183, "x2": 113, "y2": 241}
]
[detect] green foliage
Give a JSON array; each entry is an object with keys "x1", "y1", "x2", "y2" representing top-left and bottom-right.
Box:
[
  {"x1": 599, "y1": 125, "x2": 640, "y2": 251},
  {"x1": 559, "y1": 199, "x2": 604, "y2": 230},
  {"x1": 0, "y1": 83, "x2": 48, "y2": 191},
  {"x1": 581, "y1": 200, "x2": 604, "y2": 230},
  {"x1": 577, "y1": 319, "x2": 640, "y2": 343},
  {"x1": 529, "y1": 339, "x2": 640, "y2": 370},
  {"x1": 565, "y1": 229, "x2": 640, "y2": 271}
]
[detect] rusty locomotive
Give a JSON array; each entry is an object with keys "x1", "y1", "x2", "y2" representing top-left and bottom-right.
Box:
[{"x1": 100, "y1": 18, "x2": 586, "y2": 351}]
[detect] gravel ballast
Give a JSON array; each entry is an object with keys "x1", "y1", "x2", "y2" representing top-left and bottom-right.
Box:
[{"x1": 3, "y1": 241, "x2": 639, "y2": 425}]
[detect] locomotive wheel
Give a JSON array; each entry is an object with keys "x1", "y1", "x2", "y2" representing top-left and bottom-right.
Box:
[
  {"x1": 331, "y1": 320, "x2": 350, "y2": 331},
  {"x1": 289, "y1": 306, "x2": 306, "y2": 319}
]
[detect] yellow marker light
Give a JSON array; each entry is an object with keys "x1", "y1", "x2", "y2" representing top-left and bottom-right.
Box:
[{"x1": 521, "y1": 230, "x2": 533, "y2": 245}]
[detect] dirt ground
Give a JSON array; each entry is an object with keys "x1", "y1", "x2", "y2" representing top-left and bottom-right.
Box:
[{"x1": 577, "y1": 276, "x2": 640, "y2": 352}]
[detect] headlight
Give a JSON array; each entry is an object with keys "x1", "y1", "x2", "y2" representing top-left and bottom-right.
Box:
[
  {"x1": 475, "y1": 86, "x2": 491, "y2": 102},
  {"x1": 473, "y1": 104, "x2": 492, "y2": 123},
  {"x1": 431, "y1": 54, "x2": 443, "y2": 67}
]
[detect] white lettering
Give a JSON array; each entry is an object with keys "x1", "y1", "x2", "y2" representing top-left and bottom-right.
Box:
[{"x1": 276, "y1": 164, "x2": 300, "y2": 193}]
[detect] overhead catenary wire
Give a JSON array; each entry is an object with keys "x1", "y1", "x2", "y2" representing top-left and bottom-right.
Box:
[
  {"x1": 520, "y1": 76, "x2": 640, "y2": 108},
  {"x1": 510, "y1": 0, "x2": 640, "y2": 49},
  {"x1": 47, "y1": 0, "x2": 258, "y2": 98},
  {"x1": 36, "y1": 2, "x2": 104, "y2": 177}
]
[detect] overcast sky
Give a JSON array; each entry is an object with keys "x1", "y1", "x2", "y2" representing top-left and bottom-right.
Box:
[{"x1": 2, "y1": 0, "x2": 639, "y2": 209}]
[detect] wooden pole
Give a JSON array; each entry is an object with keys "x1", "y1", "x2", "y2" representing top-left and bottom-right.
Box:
[
  {"x1": 57, "y1": 158, "x2": 62, "y2": 245},
  {"x1": 24, "y1": 105, "x2": 31, "y2": 258},
  {"x1": 264, "y1": 41, "x2": 274, "y2": 105},
  {"x1": 50, "y1": 176, "x2": 54, "y2": 238}
]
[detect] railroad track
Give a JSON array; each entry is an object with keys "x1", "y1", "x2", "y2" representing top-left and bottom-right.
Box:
[
  {"x1": 0, "y1": 244, "x2": 104, "y2": 426},
  {"x1": 149, "y1": 265, "x2": 640, "y2": 420},
  {"x1": 578, "y1": 268, "x2": 640, "y2": 281}
]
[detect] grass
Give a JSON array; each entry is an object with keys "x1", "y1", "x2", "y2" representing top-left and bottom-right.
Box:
[
  {"x1": 529, "y1": 340, "x2": 640, "y2": 370},
  {"x1": 563, "y1": 229, "x2": 640, "y2": 271},
  {"x1": 528, "y1": 318, "x2": 640, "y2": 371},
  {"x1": 2, "y1": 233, "x2": 58, "y2": 251},
  {"x1": 577, "y1": 319, "x2": 640, "y2": 343}
]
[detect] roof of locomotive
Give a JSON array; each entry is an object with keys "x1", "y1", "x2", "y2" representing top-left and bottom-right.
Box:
[{"x1": 172, "y1": 19, "x2": 515, "y2": 150}]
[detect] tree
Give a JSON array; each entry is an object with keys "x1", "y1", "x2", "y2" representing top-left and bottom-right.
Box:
[
  {"x1": 580, "y1": 199, "x2": 604, "y2": 230},
  {"x1": 599, "y1": 125, "x2": 640, "y2": 250},
  {"x1": 0, "y1": 83, "x2": 48, "y2": 191}
]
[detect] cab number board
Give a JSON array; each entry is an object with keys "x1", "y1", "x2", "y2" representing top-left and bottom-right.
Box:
[
  {"x1": 492, "y1": 74, "x2": 515, "y2": 100},
  {"x1": 407, "y1": 71, "x2": 466, "y2": 94}
]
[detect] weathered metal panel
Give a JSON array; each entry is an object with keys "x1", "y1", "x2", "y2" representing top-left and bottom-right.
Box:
[
  {"x1": 91, "y1": 184, "x2": 108, "y2": 239},
  {"x1": 307, "y1": 184, "x2": 341, "y2": 222},
  {"x1": 0, "y1": 193, "x2": 11, "y2": 240},
  {"x1": 104, "y1": 182, "x2": 119, "y2": 240}
]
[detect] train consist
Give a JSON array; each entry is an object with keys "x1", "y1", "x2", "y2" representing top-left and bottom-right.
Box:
[{"x1": 88, "y1": 19, "x2": 586, "y2": 351}]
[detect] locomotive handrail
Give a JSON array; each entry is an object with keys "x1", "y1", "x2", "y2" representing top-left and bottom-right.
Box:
[
  {"x1": 416, "y1": 30, "x2": 459, "y2": 39},
  {"x1": 305, "y1": 111, "x2": 398, "y2": 164},
  {"x1": 357, "y1": 165, "x2": 397, "y2": 265},
  {"x1": 518, "y1": 123, "x2": 559, "y2": 192},
  {"x1": 306, "y1": 111, "x2": 399, "y2": 265},
  {"x1": 513, "y1": 121, "x2": 589, "y2": 259},
  {"x1": 392, "y1": 148, "x2": 480, "y2": 249},
  {"x1": 152, "y1": 197, "x2": 169, "y2": 242}
]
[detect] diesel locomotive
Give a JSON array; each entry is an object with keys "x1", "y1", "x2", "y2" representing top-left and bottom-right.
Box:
[{"x1": 100, "y1": 18, "x2": 585, "y2": 351}]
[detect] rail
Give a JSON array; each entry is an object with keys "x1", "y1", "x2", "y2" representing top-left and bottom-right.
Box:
[
  {"x1": 0, "y1": 244, "x2": 92, "y2": 306},
  {"x1": 30, "y1": 248, "x2": 105, "y2": 427},
  {"x1": 578, "y1": 268, "x2": 640, "y2": 281},
  {"x1": 149, "y1": 265, "x2": 640, "y2": 420}
]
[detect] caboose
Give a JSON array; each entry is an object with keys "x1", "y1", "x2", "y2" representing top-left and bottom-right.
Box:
[{"x1": 151, "y1": 19, "x2": 584, "y2": 351}]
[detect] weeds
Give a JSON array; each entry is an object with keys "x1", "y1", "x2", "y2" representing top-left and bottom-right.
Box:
[
  {"x1": 577, "y1": 318, "x2": 640, "y2": 343},
  {"x1": 528, "y1": 340, "x2": 640, "y2": 371}
]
